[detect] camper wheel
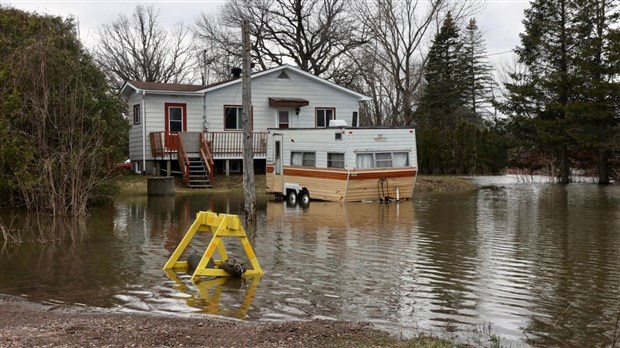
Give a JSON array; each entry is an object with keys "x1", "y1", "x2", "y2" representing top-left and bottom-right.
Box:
[
  {"x1": 286, "y1": 190, "x2": 297, "y2": 205},
  {"x1": 297, "y1": 190, "x2": 310, "y2": 207}
]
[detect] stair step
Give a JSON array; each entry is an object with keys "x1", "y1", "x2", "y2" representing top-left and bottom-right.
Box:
[
  {"x1": 188, "y1": 184, "x2": 212, "y2": 188},
  {"x1": 182, "y1": 155, "x2": 212, "y2": 188}
]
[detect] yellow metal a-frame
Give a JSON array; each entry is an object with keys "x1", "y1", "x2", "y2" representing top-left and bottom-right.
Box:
[{"x1": 163, "y1": 211, "x2": 263, "y2": 282}]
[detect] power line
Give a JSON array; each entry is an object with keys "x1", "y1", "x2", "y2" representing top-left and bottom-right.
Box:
[{"x1": 488, "y1": 50, "x2": 515, "y2": 56}]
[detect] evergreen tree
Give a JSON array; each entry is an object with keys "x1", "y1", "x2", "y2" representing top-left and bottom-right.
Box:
[
  {"x1": 461, "y1": 18, "x2": 494, "y2": 125},
  {"x1": 415, "y1": 13, "x2": 469, "y2": 130},
  {"x1": 570, "y1": 0, "x2": 620, "y2": 184},
  {"x1": 501, "y1": 0, "x2": 576, "y2": 183}
]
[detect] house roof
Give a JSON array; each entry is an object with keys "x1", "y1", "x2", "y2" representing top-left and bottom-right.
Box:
[
  {"x1": 127, "y1": 81, "x2": 207, "y2": 92},
  {"x1": 120, "y1": 64, "x2": 370, "y2": 101},
  {"x1": 203, "y1": 64, "x2": 371, "y2": 101}
]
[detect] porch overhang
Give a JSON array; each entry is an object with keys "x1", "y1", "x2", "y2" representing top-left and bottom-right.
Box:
[{"x1": 268, "y1": 97, "x2": 309, "y2": 108}]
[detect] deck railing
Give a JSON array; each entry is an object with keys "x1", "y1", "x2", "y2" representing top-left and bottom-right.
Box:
[
  {"x1": 206, "y1": 131, "x2": 268, "y2": 158},
  {"x1": 149, "y1": 131, "x2": 268, "y2": 158},
  {"x1": 177, "y1": 135, "x2": 190, "y2": 186},
  {"x1": 149, "y1": 132, "x2": 180, "y2": 158},
  {"x1": 200, "y1": 133, "x2": 215, "y2": 184}
]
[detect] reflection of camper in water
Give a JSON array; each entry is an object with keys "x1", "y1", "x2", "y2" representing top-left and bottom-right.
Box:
[
  {"x1": 267, "y1": 200, "x2": 416, "y2": 231},
  {"x1": 266, "y1": 123, "x2": 418, "y2": 204}
]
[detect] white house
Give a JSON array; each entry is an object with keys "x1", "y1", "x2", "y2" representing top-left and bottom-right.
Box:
[{"x1": 120, "y1": 64, "x2": 370, "y2": 187}]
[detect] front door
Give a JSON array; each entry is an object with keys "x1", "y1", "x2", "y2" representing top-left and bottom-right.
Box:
[
  {"x1": 273, "y1": 134, "x2": 283, "y2": 192},
  {"x1": 165, "y1": 103, "x2": 187, "y2": 149}
]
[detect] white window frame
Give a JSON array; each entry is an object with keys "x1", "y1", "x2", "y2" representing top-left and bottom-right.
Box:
[
  {"x1": 355, "y1": 151, "x2": 410, "y2": 169},
  {"x1": 291, "y1": 151, "x2": 316, "y2": 167},
  {"x1": 315, "y1": 108, "x2": 335, "y2": 128},
  {"x1": 224, "y1": 106, "x2": 243, "y2": 130},
  {"x1": 327, "y1": 153, "x2": 345, "y2": 168}
]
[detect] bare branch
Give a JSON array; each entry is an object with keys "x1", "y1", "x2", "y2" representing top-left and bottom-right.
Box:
[{"x1": 94, "y1": 5, "x2": 197, "y2": 90}]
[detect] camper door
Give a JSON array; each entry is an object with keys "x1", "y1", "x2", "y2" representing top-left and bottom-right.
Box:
[{"x1": 273, "y1": 134, "x2": 283, "y2": 193}]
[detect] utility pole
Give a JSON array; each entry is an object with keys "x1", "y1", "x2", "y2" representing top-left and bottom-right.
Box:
[{"x1": 241, "y1": 18, "x2": 256, "y2": 222}]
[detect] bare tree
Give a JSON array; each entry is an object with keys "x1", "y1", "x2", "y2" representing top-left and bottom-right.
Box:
[
  {"x1": 94, "y1": 5, "x2": 196, "y2": 89},
  {"x1": 349, "y1": 0, "x2": 484, "y2": 126},
  {"x1": 194, "y1": 0, "x2": 368, "y2": 81}
]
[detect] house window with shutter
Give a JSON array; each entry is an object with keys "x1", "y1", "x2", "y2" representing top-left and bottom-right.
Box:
[
  {"x1": 224, "y1": 106, "x2": 243, "y2": 130},
  {"x1": 315, "y1": 108, "x2": 335, "y2": 128}
]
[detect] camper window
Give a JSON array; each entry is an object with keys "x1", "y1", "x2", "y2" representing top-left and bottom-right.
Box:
[
  {"x1": 327, "y1": 153, "x2": 345, "y2": 168},
  {"x1": 356, "y1": 152, "x2": 409, "y2": 168},
  {"x1": 224, "y1": 106, "x2": 243, "y2": 130},
  {"x1": 375, "y1": 153, "x2": 393, "y2": 167},
  {"x1": 291, "y1": 151, "x2": 315, "y2": 167}
]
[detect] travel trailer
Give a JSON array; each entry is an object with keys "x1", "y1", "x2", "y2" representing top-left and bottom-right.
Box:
[{"x1": 266, "y1": 121, "x2": 418, "y2": 204}]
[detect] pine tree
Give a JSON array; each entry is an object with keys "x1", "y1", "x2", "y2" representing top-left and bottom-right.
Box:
[
  {"x1": 461, "y1": 18, "x2": 494, "y2": 125},
  {"x1": 501, "y1": 0, "x2": 576, "y2": 183},
  {"x1": 570, "y1": 0, "x2": 620, "y2": 184},
  {"x1": 415, "y1": 13, "x2": 469, "y2": 130}
]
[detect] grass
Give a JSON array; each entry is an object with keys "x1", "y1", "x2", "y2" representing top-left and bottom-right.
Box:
[
  {"x1": 114, "y1": 172, "x2": 268, "y2": 196},
  {"x1": 115, "y1": 173, "x2": 477, "y2": 196},
  {"x1": 415, "y1": 175, "x2": 478, "y2": 192}
]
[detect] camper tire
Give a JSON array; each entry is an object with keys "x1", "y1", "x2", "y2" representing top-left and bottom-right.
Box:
[
  {"x1": 286, "y1": 190, "x2": 297, "y2": 205},
  {"x1": 298, "y1": 190, "x2": 310, "y2": 208}
]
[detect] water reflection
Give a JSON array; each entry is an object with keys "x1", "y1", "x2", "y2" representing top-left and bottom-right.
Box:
[
  {"x1": 0, "y1": 182, "x2": 619, "y2": 347},
  {"x1": 163, "y1": 270, "x2": 261, "y2": 320}
]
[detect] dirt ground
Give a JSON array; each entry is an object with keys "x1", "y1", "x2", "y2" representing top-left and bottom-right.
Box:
[{"x1": 0, "y1": 295, "x2": 459, "y2": 348}]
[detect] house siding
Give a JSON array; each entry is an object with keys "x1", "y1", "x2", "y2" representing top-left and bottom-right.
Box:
[
  {"x1": 205, "y1": 68, "x2": 361, "y2": 131},
  {"x1": 128, "y1": 92, "x2": 144, "y2": 162},
  {"x1": 128, "y1": 93, "x2": 204, "y2": 161}
]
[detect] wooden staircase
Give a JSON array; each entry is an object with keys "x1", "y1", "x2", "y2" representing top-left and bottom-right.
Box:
[
  {"x1": 177, "y1": 132, "x2": 215, "y2": 189},
  {"x1": 187, "y1": 157, "x2": 211, "y2": 188}
]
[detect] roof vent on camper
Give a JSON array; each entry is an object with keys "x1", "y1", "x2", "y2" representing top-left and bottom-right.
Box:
[
  {"x1": 329, "y1": 119, "x2": 347, "y2": 127},
  {"x1": 231, "y1": 67, "x2": 242, "y2": 78}
]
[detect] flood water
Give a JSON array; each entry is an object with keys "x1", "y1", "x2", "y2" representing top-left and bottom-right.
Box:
[{"x1": 1, "y1": 176, "x2": 619, "y2": 347}]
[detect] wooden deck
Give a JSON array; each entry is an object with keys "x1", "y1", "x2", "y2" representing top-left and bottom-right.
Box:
[{"x1": 150, "y1": 131, "x2": 268, "y2": 159}]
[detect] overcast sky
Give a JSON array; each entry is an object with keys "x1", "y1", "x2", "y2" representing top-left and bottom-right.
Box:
[{"x1": 3, "y1": 0, "x2": 531, "y2": 68}]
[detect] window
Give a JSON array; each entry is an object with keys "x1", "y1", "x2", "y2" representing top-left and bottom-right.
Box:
[
  {"x1": 291, "y1": 151, "x2": 316, "y2": 167},
  {"x1": 225, "y1": 106, "x2": 243, "y2": 130},
  {"x1": 352, "y1": 111, "x2": 358, "y2": 127},
  {"x1": 356, "y1": 152, "x2": 409, "y2": 169},
  {"x1": 133, "y1": 104, "x2": 141, "y2": 125},
  {"x1": 375, "y1": 153, "x2": 392, "y2": 168},
  {"x1": 327, "y1": 153, "x2": 345, "y2": 168},
  {"x1": 315, "y1": 108, "x2": 335, "y2": 128},
  {"x1": 168, "y1": 107, "x2": 183, "y2": 132},
  {"x1": 165, "y1": 103, "x2": 186, "y2": 133},
  {"x1": 278, "y1": 111, "x2": 289, "y2": 128}
]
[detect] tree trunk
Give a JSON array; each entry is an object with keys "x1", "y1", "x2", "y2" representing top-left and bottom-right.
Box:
[
  {"x1": 559, "y1": 145, "x2": 570, "y2": 184},
  {"x1": 241, "y1": 19, "x2": 256, "y2": 222},
  {"x1": 598, "y1": 148, "x2": 610, "y2": 185}
]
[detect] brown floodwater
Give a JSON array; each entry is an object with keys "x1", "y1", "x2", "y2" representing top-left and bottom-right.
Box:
[{"x1": 0, "y1": 176, "x2": 619, "y2": 347}]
